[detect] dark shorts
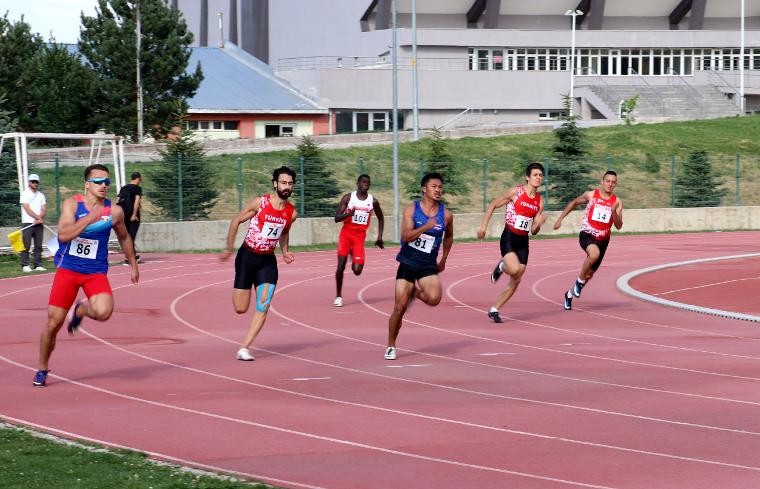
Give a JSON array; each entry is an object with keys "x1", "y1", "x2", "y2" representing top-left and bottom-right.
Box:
[
  {"x1": 579, "y1": 232, "x2": 610, "y2": 271},
  {"x1": 234, "y1": 246, "x2": 278, "y2": 290},
  {"x1": 500, "y1": 227, "x2": 530, "y2": 265},
  {"x1": 395, "y1": 262, "x2": 438, "y2": 283},
  {"x1": 49, "y1": 268, "x2": 112, "y2": 309}
]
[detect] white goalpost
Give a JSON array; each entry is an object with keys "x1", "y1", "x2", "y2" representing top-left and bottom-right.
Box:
[{"x1": 0, "y1": 132, "x2": 126, "y2": 194}]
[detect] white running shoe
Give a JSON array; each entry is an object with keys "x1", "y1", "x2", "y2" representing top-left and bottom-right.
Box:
[
  {"x1": 34, "y1": 266, "x2": 46, "y2": 271},
  {"x1": 236, "y1": 348, "x2": 254, "y2": 361},
  {"x1": 333, "y1": 297, "x2": 343, "y2": 307},
  {"x1": 384, "y1": 346, "x2": 397, "y2": 360},
  {"x1": 22, "y1": 266, "x2": 32, "y2": 273}
]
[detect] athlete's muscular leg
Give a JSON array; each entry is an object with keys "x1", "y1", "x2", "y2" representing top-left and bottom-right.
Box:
[
  {"x1": 78, "y1": 293, "x2": 114, "y2": 321},
  {"x1": 415, "y1": 274, "x2": 443, "y2": 306},
  {"x1": 351, "y1": 263, "x2": 364, "y2": 276},
  {"x1": 493, "y1": 253, "x2": 526, "y2": 310},
  {"x1": 38, "y1": 306, "x2": 68, "y2": 371},
  {"x1": 335, "y1": 256, "x2": 349, "y2": 297},
  {"x1": 580, "y1": 244, "x2": 601, "y2": 282},
  {"x1": 232, "y1": 288, "x2": 253, "y2": 314},
  {"x1": 241, "y1": 283, "x2": 276, "y2": 348},
  {"x1": 387, "y1": 279, "x2": 415, "y2": 347}
]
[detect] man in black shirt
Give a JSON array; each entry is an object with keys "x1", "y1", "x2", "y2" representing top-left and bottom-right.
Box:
[{"x1": 117, "y1": 172, "x2": 143, "y2": 262}]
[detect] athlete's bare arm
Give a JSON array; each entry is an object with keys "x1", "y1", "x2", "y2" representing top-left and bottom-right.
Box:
[
  {"x1": 56, "y1": 197, "x2": 105, "y2": 242},
  {"x1": 373, "y1": 198, "x2": 385, "y2": 249},
  {"x1": 220, "y1": 196, "x2": 262, "y2": 261},
  {"x1": 476, "y1": 187, "x2": 517, "y2": 240},
  {"x1": 334, "y1": 193, "x2": 354, "y2": 222},
  {"x1": 532, "y1": 197, "x2": 547, "y2": 235},
  {"x1": 111, "y1": 204, "x2": 139, "y2": 284},
  {"x1": 280, "y1": 210, "x2": 297, "y2": 264},
  {"x1": 438, "y1": 209, "x2": 454, "y2": 272},
  {"x1": 552, "y1": 190, "x2": 593, "y2": 230},
  {"x1": 399, "y1": 203, "x2": 438, "y2": 243},
  {"x1": 613, "y1": 199, "x2": 623, "y2": 229}
]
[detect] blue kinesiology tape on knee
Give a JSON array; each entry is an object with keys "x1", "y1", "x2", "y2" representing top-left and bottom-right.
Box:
[{"x1": 255, "y1": 283, "x2": 276, "y2": 312}]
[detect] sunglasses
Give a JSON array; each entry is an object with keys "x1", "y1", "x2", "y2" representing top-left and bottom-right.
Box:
[{"x1": 87, "y1": 177, "x2": 111, "y2": 186}]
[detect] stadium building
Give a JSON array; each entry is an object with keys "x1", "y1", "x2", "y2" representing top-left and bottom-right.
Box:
[{"x1": 178, "y1": 0, "x2": 760, "y2": 132}]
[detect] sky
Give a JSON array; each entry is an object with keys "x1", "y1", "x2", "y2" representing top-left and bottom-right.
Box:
[{"x1": 1, "y1": 0, "x2": 99, "y2": 44}]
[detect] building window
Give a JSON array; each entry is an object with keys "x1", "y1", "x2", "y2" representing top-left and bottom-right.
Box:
[
  {"x1": 186, "y1": 120, "x2": 239, "y2": 132},
  {"x1": 539, "y1": 111, "x2": 566, "y2": 121},
  {"x1": 264, "y1": 124, "x2": 296, "y2": 138},
  {"x1": 334, "y1": 111, "x2": 399, "y2": 133}
]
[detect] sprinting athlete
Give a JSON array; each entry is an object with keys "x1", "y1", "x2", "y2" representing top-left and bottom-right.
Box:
[
  {"x1": 333, "y1": 174, "x2": 384, "y2": 307},
  {"x1": 385, "y1": 172, "x2": 453, "y2": 360},
  {"x1": 33, "y1": 164, "x2": 139, "y2": 387},
  {"x1": 553, "y1": 170, "x2": 623, "y2": 310},
  {"x1": 221, "y1": 166, "x2": 297, "y2": 361},
  {"x1": 476, "y1": 162, "x2": 546, "y2": 323}
]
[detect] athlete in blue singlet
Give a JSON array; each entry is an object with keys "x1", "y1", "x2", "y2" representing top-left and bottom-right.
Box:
[
  {"x1": 33, "y1": 164, "x2": 139, "y2": 387},
  {"x1": 385, "y1": 172, "x2": 454, "y2": 360}
]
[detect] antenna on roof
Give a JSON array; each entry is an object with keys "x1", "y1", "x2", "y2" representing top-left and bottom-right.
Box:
[{"x1": 218, "y1": 12, "x2": 224, "y2": 48}]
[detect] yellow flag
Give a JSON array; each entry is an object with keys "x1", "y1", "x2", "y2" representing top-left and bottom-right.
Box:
[{"x1": 7, "y1": 229, "x2": 26, "y2": 252}]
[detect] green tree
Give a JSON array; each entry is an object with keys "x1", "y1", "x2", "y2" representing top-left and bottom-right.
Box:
[
  {"x1": 25, "y1": 44, "x2": 100, "y2": 134},
  {"x1": 151, "y1": 112, "x2": 218, "y2": 220},
  {"x1": 294, "y1": 135, "x2": 340, "y2": 217},
  {"x1": 406, "y1": 128, "x2": 467, "y2": 206},
  {"x1": 0, "y1": 14, "x2": 44, "y2": 130},
  {"x1": 674, "y1": 149, "x2": 727, "y2": 207},
  {"x1": 0, "y1": 92, "x2": 19, "y2": 225},
  {"x1": 549, "y1": 95, "x2": 594, "y2": 209},
  {"x1": 79, "y1": 0, "x2": 203, "y2": 140}
]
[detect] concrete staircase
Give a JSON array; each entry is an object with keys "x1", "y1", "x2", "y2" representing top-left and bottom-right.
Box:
[{"x1": 581, "y1": 83, "x2": 739, "y2": 121}]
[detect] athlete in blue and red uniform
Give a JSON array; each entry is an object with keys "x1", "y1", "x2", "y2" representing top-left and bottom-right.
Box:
[
  {"x1": 385, "y1": 172, "x2": 454, "y2": 360},
  {"x1": 553, "y1": 170, "x2": 623, "y2": 310},
  {"x1": 477, "y1": 162, "x2": 547, "y2": 323},
  {"x1": 221, "y1": 166, "x2": 298, "y2": 361},
  {"x1": 333, "y1": 174, "x2": 384, "y2": 307},
  {"x1": 33, "y1": 164, "x2": 139, "y2": 387}
]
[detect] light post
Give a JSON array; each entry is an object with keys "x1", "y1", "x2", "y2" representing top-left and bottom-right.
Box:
[
  {"x1": 565, "y1": 9, "x2": 583, "y2": 117},
  {"x1": 135, "y1": 0, "x2": 144, "y2": 143},
  {"x1": 740, "y1": 0, "x2": 745, "y2": 114}
]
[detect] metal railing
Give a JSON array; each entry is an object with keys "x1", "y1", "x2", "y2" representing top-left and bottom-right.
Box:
[
  {"x1": 667, "y1": 69, "x2": 704, "y2": 118},
  {"x1": 277, "y1": 56, "x2": 468, "y2": 71},
  {"x1": 706, "y1": 70, "x2": 742, "y2": 110},
  {"x1": 576, "y1": 67, "x2": 626, "y2": 117},
  {"x1": 627, "y1": 69, "x2": 665, "y2": 116}
]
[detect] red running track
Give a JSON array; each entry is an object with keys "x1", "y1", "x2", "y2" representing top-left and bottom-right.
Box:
[{"x1": 1, "y1": 231, "x2": 760, "y2": 489}]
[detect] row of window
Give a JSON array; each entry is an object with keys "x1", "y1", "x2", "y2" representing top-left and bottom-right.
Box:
[
  {"x1": 335, "y1": 111, "x2": 403, "y2": 133},
  {"x1": 186, "y1": 120, "x2": 239, "y2": 131},
  {"x1": 468, "y1": 47, "x2": 760, "y2": 76}
]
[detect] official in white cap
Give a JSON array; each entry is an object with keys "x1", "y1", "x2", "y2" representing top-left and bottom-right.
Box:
[{"x1": 20, "y1": 173, "x2": 47, "y2": 272}]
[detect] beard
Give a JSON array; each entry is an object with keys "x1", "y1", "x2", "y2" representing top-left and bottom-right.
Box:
[{"x1": 276, "y1": 188, "x2": 292, "y2": 200}]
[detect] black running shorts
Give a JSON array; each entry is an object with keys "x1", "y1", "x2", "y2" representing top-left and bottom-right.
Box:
[
  {"x1": 579, "y1": 231, "x2": 610, "y2": 271},
  {"x1": 395, "y1": 262, "x2": 438, "y2": 283},
  {"x1": 234, "y1": 246, "x2": 278, "y2": 289},
  {"x1": 500, "y1": 227, "x2": 530, "y2": 265}
]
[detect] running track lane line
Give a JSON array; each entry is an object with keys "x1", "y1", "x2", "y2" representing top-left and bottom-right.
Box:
[{"x1": 616, "y1": 253, "x2": 760, "y2": 323}]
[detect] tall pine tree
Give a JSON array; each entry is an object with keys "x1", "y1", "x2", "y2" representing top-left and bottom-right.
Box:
[
  {"x1": 294, "y1": 136, "x2": 340, "y2": 217},
  {"x1": 0, "y1": 14, "x2": 44, "y2": 131},
  {"x1": 0, "y1": 93, "x2": 19, "y2": 225},
  {"x1": 79, "y1": 0, "x2": 203, "y2": 140},
  {"x1": 675, "y1": 149, "x2": 727, "y2": 207},
  {"x1": 549, "y1": 95, "x2": 594, "y2": 209}
]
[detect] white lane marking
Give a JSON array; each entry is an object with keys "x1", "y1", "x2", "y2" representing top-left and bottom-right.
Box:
[
  {"x1": 480, "y1": 353, "x2": 517, "y2": 356},
  {"x1": 385, "y1": 364, "x2": 431, "y2": 368},
  {"x1": 291, "y1": 377, "x2": 332, "y2": 381}
]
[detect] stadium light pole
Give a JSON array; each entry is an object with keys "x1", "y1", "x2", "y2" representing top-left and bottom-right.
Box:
[
  {"x1": 740, "y1": 0, "x2": 746, "y2": 114},
  {"x1": 412, "y1": 0, "x2": 419, "y2": 140},
  {"x1": 391, "y1": 0, "x2": 399, "y2": 242},
  {"x1": 565, "y1": 9, "x2": 583, "y2": 117},
  {"x1": 135, "y1": 0, "x2": 144, "y2": 143}
]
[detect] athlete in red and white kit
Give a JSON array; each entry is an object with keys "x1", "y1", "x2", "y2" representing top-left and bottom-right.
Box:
[
  {"x1": 553, "y1": 170, "x2": 623, "y2": 310},
  {"x1": 477, "y1": 162, "x2": 547, "y2": 323},
  {"x1": 333, "y1": 174, "x2": 384, "y2": 307},
  {"x1": 221, "y1": 166, "x2": 297, "y2": 361}
]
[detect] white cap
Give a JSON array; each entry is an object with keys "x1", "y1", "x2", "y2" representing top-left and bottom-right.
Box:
[{"x1": 28, "y1": 174, "x2": 40, "y2": 182}]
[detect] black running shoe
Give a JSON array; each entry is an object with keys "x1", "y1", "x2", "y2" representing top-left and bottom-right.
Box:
[
  {"x1": 488, "y1": 311, "x2": 504, "y2": 323},
  {"x1": 490, "y1": 261, "x2": 504, "y2": 284},
  {"x1": 572, "y1": 280, "x2": 585, "y2": 298},
  {"x1": 67, "y1": 300, "x2": 85, "y2": 336},
  {"x1": 563, "y1": 291, "x2": 573, "y2": 311}
]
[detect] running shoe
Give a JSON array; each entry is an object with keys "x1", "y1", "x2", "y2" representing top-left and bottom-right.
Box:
[
  {"x1": 490, "y1": 261, "x2": 504, "y2": 284},
  {"x1": 67, "y1": 300, "x2": 86, "y2": 336},
  {"x1": 22, "y1": 266, "x2": 32, "y2": 273},
  {"x1": 236, "y1": 348, "x2": 254, "y2": 361},
  {"x1": 333, "y1": 297, "x2": 343, "y2": 307},
  {"x1": 384, "y1": 346, "x2": 397, "y2": 360},
  {"x1": 487, "y1": 310, "x2": 504, "y2": 323},
  {"x1": 563, "y1": 291, "x2": 573, "y2": 310},
  {"x1": 33, "y1": 266, "x2": 46, "y2": 271},
  {"x1": 572, "y1": 280, "x2": 585, "y2": 298},
  {"x1": 32, "y1": 369, "x2": 48, "y2": 387}
]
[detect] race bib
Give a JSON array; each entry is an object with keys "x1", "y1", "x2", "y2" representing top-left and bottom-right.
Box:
[
  {"x1": 513, "y1": 215, "x2": 533, "y2": 231},
  {"x1": 261, "y1": 222, "x2": 285, "y2": 240},
  {"x1": 68, "y1": 237, "x2": 98, "y2": 259},
  {"x1": 408, "y1": 233, "x2": 434, "y2": 253},
  {"x1": 591, "y1": 205, "x2": 612, "y2": 223},
  {"x1": 352, "y1": 210, "x2": 370, "y2": 225}
]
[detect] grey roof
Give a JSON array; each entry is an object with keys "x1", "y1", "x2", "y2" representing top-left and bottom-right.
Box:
[{"x1": 187, "y1": 44, "x2": 326, "y2": 113}]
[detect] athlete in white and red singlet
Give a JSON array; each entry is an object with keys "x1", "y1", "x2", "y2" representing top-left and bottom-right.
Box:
[
  {"x1": 476, "y1": 162, "x2": 547, "y2": 324},
  {"x1": 333, "y1": 174, "x2": 384, "y2": 307},
  {"x1": 553, "y1": 170, "x2": 624, "y2": 310},
  {"x1": 221, "y1": 166, "x2": 298, "y2": 361}
]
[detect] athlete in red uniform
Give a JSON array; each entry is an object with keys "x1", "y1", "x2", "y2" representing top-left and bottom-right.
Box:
[
  {"x1": 221, "y1": 166, "x2": 297, "y2": 361},
  {"x1": 553, "y1": 170, "x2": 623, "y2": 310},
  {"x1": 333, "y1": 174, "x2": 384, "y2": 307},
  {"x1": 477, "y1": 162, "x2": 547, "y2": 323}
]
